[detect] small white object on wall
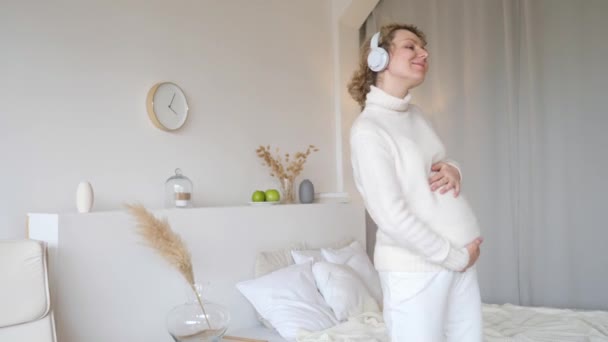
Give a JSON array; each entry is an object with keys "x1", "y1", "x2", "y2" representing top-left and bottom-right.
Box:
[{"x1": 76, "y1": 181, "x2": 94, "y2": 213}]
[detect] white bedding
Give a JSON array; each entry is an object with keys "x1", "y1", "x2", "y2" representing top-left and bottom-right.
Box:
[
  {"x1": 297, "y1": 312, "x2": 386, "y2": 341},
  {"x1": 294, "y1": 304, "x2": 608, "y2": 342},
  {"x1": 483, "y1": 303, "x2": 608, "y2": 341}
]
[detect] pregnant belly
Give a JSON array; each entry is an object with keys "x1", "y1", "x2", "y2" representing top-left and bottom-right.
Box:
[{"x1": 416, "y1": 192, "x2": 481, "y2": 247}]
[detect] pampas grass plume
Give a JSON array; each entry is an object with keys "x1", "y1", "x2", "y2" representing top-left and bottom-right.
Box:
[{"x1": 125, "y1": 203, "x2": 211, "y2": 329}]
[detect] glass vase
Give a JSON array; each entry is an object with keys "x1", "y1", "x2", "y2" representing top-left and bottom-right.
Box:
[
  {"x1": 166, "y1": 284, "x2": 230, "y2": 342},
  {"x1": 280, "y1": 177, "x2": 295, "y2": 204}
]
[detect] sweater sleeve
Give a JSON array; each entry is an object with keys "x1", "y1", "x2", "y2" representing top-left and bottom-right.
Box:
[{"x1": 351, "y1": 131, "x2": 469, "y2": 271}]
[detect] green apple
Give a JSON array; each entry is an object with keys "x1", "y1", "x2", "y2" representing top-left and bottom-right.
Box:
[
  {"x1": 265, "y1": 189, "x2": 280, "y2": 202},
  {"x1": 251, "y1": 190, "x2": 266, "y2": 202}
]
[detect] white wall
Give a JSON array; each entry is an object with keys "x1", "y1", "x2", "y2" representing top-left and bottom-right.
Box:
[
  {"x1": 0, "y1": 0, "x2": 339, "y2": 239},
  {"x1": 334, "y1": 0, "x2": 381, "y2": 255}
]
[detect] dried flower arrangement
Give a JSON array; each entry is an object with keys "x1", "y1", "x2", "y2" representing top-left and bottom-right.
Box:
[
  {"x1": 125, "y1": 204, "x2": 215, "y2": 331},
  {"x1": 255, "y1": 145, "x2": 319, "y2": 202}
]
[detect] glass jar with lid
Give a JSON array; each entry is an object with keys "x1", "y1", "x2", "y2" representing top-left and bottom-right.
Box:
[{"x1": 165, "y1": 168, "x2": 193, "y2": 208}]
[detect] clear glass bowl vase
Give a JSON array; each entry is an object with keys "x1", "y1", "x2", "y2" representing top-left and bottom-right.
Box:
[{"x1": 166, "y1": 284, "x2": 230, "y2": 342}]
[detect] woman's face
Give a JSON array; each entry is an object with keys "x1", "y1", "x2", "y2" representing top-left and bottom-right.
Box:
[{"x1": 386, "y1": 29, "x2": 429, "y2": 87}]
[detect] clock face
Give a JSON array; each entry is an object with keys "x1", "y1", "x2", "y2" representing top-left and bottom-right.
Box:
[{"x1": 148, "y1": 82, "x2": 189, "y2": 131}]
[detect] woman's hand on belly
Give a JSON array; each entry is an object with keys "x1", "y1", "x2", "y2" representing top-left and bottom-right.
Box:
[
  {"x1": 463, "y1": 237, "x2": 484, "y2": 271},
  {"x1": 429, "y1": 162, "x2": 461, "y2": 197}
]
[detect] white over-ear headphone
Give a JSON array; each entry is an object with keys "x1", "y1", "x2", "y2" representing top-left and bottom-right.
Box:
[{"x1": 367, "y1": 32, "x2": 389, "y2": 72}]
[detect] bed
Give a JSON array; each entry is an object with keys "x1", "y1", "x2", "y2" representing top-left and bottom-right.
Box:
[
  {"x1": 230, "y1": 303, "x2": 608, "y2": 342},
  {"x1": 28, "y1": 202, "x2": 608, "y2": 342},
  {"x1": 482, "y1": 303, "x2": 608, "y2": 341},
  {"x1": 231, "y1": 209, "x2": 608, "y2": 342}
]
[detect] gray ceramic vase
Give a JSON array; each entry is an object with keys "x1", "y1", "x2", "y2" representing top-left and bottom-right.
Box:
[{"x1": 299, "y1": 179, "x2": 315, "y2": 204}]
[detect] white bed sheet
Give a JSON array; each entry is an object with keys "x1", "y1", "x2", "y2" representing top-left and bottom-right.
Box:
[
  {"x1": 293, "y1": 304, "x2": 608, "y2": 341},
  {"x1": 230, "y1": 304, "x2": 608, "y2": 341},
  {"x1": 483, "y1": 303, "x2": 608, "y2": 341}
]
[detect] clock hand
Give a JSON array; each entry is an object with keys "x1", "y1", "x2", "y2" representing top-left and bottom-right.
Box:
[
  {"x1": 169, "y1": 106, "x2": 178, "y2": 115},
  {"x1": 168, "y1": 93, "x2": 176, "y2": 108}
]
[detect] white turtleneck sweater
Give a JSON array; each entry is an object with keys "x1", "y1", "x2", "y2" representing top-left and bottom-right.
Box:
[{"x1": 350, "y1": 86, "x2": 481, "y2": 272}]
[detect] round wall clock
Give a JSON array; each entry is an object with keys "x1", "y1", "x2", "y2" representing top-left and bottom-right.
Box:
[{"x1": 146, "y1": 82, "x2": 189, "y2": 131}]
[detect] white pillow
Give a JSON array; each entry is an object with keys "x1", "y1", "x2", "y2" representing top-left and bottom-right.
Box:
[
  {"x1": 321, "y1": 241, "x2": 383, "y2": 305},
  {"x1": 312, "y1": 262, "x2": 380, "y2": 321},
  {"x1": 254, "y1": 243, "x2": 306, "y2": 329},
  {"x1": 236, "y1": 262, "x2": 338, "y2": 341},
  {"x1": 291, "y1": 249, "x2": 324, "y2": 264},
  {"x1": 254, "y1": 241, "x2": 349, "y2": 329}
]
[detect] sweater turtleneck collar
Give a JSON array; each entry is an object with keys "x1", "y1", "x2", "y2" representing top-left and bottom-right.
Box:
[{"x1": 365, "y1": 85, "x2": 412, "y2": 113}]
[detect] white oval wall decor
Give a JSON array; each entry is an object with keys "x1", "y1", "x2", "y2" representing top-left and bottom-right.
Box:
[{"x1": 76, "y1": 181, "x2": 94, "y2": 213}]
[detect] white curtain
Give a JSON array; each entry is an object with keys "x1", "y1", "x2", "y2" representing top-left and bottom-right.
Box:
[{"x1": 365, "y1": 0, "x2": 608, "y2": 310}]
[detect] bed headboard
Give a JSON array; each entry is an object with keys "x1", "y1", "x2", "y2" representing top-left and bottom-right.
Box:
[{"x1": 28, "y1": 202, "x2": 366, "y2": 342}]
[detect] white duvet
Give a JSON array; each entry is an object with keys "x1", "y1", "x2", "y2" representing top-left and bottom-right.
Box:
[
  {"x1": 483, "y1": 303, "x2": 608, "y2": 341},
  {"x1": 297, "y1": 312, "x2": 387, "y2": 342},
  {"x1": 297, "y1": 304, "x2": 608, "y2": 342}
]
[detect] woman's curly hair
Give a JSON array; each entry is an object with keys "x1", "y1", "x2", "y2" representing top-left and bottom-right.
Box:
[{"x1": 347, "y1": 23, "x2": 426, "y2": 109}]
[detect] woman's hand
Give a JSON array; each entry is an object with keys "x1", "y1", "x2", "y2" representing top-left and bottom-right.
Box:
[
  {"x1": 464, "y1": 237, "x2": 483, "y2": 271},
  {"x1": 429, "y1": 162, "x2": 461, "y2": 197}
]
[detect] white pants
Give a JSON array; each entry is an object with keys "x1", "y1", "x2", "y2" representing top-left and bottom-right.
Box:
[{"x1": 379, "y1": 268, "x2": 482, "y2": 342}]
